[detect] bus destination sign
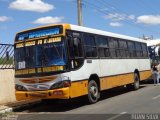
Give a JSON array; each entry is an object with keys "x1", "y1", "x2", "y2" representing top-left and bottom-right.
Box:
[{"x1": 17, "y1": 26, "x2": 62, "y2": 41}]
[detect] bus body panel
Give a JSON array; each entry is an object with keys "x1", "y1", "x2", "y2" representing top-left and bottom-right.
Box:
[
  {"x1": 16, "y1": 87, "x2": 70, "y2": 101},
  {"x1": 69, "y1": 59, "x2": 151, "y2": 81},
  {"x1": 99, "y1": 59, "x2": 150, "y2": 76}
]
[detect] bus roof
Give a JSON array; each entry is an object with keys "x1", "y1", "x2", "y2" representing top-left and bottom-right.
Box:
[
  {"x1": 70, "y1": 24, "x2": 146, "y2": 43},
  {"x1": 16, "y1": 23, "x2": 146, "y2": 43}
]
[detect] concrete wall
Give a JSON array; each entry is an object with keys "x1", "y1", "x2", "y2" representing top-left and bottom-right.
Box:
[{"x1": 0, "y1": 69, "x2": 16, "y2": 105}]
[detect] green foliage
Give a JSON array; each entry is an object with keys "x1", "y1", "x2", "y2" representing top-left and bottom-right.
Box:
[{"x1": 0, "y1": 57, "x2": 14, "y2": 65}]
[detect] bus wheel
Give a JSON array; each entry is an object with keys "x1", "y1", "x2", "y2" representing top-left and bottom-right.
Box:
[
  {"x1": 134, "y1": 73, "x2": 140, "y2": 90},
  {"x1": 88, "y1": 80, "x2": 100, "y2": 104}
]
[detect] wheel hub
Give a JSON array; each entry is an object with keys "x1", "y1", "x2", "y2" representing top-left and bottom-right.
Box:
[{"x1": 90, "y1": 86, "x2": 98, "y2": 98}]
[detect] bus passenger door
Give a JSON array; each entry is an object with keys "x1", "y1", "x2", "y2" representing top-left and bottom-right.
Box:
[
  {"x1": 66, "y1": 31, "x2": 84, "y2": 70},
  {"x1": 66, "y1": 31, "x2": 87, "y2": 98}
]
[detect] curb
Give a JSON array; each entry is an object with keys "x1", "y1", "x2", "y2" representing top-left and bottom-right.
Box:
[
  {"x1": 0, "y1": 99, "x2": 41, "y2": 115},
  {"x1": 0, "y1": 107, "x2": 13, "y2": 115}
]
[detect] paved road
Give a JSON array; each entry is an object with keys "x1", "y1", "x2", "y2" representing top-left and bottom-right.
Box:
[{"x1": 13, "y1": 82, "x2": 160, "y2": 120}]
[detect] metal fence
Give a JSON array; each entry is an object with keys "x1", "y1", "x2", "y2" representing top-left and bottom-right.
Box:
[{"x1": 0, "y1": 44, "x2": 14, "y2": 69}]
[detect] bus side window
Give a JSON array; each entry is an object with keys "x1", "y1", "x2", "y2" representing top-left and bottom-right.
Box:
[
  {"x1": 96, "y1": 36, "x2": 109, "y2": 58},
  {"x1": 135, "y1": 42, "x2": 143, "y2": 57},
  {"x1": 84, "y1": 34, "x2": 97, "y2": 58},
  {"x1": 128, "y1": 41, "x2": 136, "y2": 58},
  {"x1": 119, "y1": 40, "x2": 129, "y2": 58},
  {"x1": 108, "y1": 37, "x2": 118, "y2": 58},
  {"x1": 67, "y1": 33, "x2": 83, "y2": 58},
  {"x1": 73, "y1": 37, "x2": 83, "y2": 58},
  {"x1": 142, "y1": 43, "x2": 148, "y2": 58}
]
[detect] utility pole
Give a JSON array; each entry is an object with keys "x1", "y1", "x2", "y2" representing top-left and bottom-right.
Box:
[{"x1": 77, "y1": 0, "x2": 83, "y2": 26}]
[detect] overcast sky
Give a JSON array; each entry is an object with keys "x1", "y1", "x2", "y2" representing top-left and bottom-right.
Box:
[{"x1": 1, "y1": 0, "x2": 160, "y2": 43}]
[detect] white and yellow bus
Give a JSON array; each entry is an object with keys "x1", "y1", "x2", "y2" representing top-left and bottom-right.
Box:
[{"x1": 14, "y1": 24, "x2": 151, "y2": 103}]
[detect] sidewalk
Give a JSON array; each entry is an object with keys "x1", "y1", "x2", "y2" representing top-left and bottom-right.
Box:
[{"x1": 0, "y1": 99, "x2": 41, "y2": 114}]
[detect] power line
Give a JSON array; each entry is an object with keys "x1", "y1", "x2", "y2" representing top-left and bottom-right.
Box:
[
  {"x1": 138, "y1": 0, "x2": 160, "y2": 14},
  {"x1": 83, "y1": 0, "x2": 159, "y2": 35},
  {"x1": 69, "y1": 0, "x2": 160, "y2": 36},
  {"x1": 99, "y1": 0, "x2": 160, "y2": 33}
]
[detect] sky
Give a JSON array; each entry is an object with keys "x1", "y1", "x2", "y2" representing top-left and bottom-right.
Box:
[{"x1": 1, "y1": 0, "x2": 160, "y2": 44}]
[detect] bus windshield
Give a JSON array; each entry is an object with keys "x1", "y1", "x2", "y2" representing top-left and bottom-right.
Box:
[
  {"x1": 15, "y1": 41, "x2": 67, "y2": 70},
  {"x1": 36, "y1": 42, "x2": 66, "y2": 67}
]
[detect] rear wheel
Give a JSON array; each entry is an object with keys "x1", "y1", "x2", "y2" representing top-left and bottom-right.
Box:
[
  {"x1": 88, "y1": 80, "x2": 100, "y2": 104},
  {"x1": 126, "y1": 73, "x2": 140, "y2": 90},
  {"x1": 134, "y1": 73, "x2": 140, "y2": 90}
]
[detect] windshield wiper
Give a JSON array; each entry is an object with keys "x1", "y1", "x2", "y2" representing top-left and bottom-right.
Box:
[
  {"x1": 52, "y1": 43, "x2": 64, "y2": 62},
  {"x1": 40, "y1": 42, "x2": 66, "y2": 67}
]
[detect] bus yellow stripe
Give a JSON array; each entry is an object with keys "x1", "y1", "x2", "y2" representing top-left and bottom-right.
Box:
[{"x1": 100, "y1": 70, "x2": 152, "y2": 91}]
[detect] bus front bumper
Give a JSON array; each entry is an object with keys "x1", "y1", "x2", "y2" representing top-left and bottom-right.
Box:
[{"x1": 16, "y1": 87, "x2": 70, "y2": 101}]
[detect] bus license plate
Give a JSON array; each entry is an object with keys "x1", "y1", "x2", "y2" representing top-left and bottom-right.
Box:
[{"x1": 29, "y1": 92, "x2": 47, "y2": 97}]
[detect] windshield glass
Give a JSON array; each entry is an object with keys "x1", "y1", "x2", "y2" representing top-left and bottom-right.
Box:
[
  {"x1": 15, "y1": 46, "x2": 36, "y2": 69},
  {"x1": 15, "y1": 41, "x2": 67, "y2": 70},
  {"x1": 37, "y1": 42, "x2": 66, "y2": 67}
]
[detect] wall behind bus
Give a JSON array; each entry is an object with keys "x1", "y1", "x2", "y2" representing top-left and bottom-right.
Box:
[{"x1": 0, "y1": 68, "x2": 16, "y2": 105}]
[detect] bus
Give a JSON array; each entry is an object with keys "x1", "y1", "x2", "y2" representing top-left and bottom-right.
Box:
[
  {"x1": 147, "y1": 39, "x2": 160, "y2": 63},
  {"x1": 14, "y1": 24, "x2": 152, "y2": 103}
]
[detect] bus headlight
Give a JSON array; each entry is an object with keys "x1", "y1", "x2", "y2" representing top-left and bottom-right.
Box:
[
  {"x1": 15, "y1": 84, "x2": 27, "y2": 91},
  {"x1": 50, "y1": 80, "x2": 71, "y2": 90}
]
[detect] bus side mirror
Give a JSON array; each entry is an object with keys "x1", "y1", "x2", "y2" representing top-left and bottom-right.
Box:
[{"x1": 73, "y1": 38, "x2": 79, "y2": 46}]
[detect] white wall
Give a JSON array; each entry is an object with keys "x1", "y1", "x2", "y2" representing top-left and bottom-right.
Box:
[{"x1": 0, "y1": 69, "x2": 16, "y2": 104}]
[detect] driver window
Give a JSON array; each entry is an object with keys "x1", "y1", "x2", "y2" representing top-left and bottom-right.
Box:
[{"x1": 73, "y1": 37, "x2": 83, "y2": 58}]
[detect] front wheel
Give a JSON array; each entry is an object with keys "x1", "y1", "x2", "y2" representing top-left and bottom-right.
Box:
[{"x1": 88, "y1": 80, "x2": 100, "y2": 104}]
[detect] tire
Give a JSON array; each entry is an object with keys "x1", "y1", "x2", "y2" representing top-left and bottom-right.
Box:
[
  {"x1": 134, "y1": 73, "x2": 140, "y2": 90},
  {"x1": 88, "y1": 80, "x2": 100, "y2": 104}
]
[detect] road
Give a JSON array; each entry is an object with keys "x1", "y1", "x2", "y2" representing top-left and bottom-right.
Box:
[{"x1": 13, "y1": 81, "x2": 160, "y2": 120}]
